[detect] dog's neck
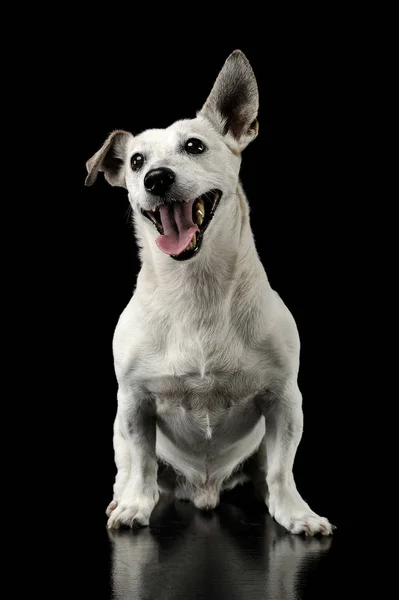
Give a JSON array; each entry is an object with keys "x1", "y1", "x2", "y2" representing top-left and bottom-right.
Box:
[{"x1": 134, "y1": 184, "x2": 265, "y2": 308}]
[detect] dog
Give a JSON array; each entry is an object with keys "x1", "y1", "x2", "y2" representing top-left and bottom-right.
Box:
[{"x1": 85, "y1": 50, "x2": 334, "y2": 536}]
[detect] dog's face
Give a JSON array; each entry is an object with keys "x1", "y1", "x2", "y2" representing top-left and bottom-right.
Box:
[
  {"x1": 85, "y1": 50, "x2": 259, "y2": 261},
  {"x1": 123, "y1": 118, "x2": 242, "y2": 260}
]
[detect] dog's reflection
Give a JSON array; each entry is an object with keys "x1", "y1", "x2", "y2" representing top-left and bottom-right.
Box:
[{"x1": 108, "y1": 491, "x2": 332, "y2": 600}]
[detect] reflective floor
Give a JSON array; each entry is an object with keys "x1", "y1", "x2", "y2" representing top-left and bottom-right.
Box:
[{"x1": 80, "y1": 484, "x2": 359, "y2": 600}]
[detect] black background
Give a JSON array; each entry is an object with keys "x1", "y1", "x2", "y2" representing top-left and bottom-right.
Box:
[{"x1": 37, "y1": 32, "x2": 372, "y2": 598}]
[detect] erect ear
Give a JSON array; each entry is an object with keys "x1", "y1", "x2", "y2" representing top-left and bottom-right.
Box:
[
  {"x1": 198, "y1": 50, "x2": 259, "y2": 151},
  {"x1": 85, "y1": 129, "x2": 133, "y2": 187}
]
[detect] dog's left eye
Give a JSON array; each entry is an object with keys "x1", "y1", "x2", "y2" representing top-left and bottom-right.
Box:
[{"x1": 185, "y1": 139, "x2": 205, "y2": 154}]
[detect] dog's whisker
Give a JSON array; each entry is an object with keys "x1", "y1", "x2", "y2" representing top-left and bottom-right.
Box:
[{"x1": 125, "y1": 204, "x2": 133, "y2": 226}]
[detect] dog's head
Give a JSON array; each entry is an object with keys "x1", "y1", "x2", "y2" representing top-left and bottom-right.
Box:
[{"x1": 85, "y1": 50, "x2": 259, "y2": 261}]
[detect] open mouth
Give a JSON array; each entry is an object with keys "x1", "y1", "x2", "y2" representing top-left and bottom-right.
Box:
[{"x1": 141, "y1": 189, "x2": 222, "y2": 261}]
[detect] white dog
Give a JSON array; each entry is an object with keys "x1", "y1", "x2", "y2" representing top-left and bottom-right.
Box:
[{"x1": 85, "y1": 50, "x2": 334, "y2": 536}]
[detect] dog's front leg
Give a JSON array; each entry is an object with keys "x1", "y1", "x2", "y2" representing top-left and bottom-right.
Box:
[
  {"x1": 107, "y1": 386, "x2": 159, "y2": 529},
  {"x1": 261, "y1": 382, "x2": 335, "y2": 536}
]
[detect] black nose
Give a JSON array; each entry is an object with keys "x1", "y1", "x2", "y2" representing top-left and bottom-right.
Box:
[{"x1": 144, "y1": 168, "x2": 175, "y2": 196}]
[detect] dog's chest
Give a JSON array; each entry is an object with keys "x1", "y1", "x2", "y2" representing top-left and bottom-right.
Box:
[
  {"x1": 153, "y1": 368, "x2": 262, "y2": 447},
  {"x1": 145, "y1": 329, "x2": 264, "y2": 445}
]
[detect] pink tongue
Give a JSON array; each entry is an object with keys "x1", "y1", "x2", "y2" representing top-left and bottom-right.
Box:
[{"x1": 156, "y1": 198, "x2": 199, "y2": 256}]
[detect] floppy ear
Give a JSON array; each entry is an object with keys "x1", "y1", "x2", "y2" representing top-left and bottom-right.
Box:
[
  {"x1": 85, "y1": 129, "x2": 133, "y2": 187},
  {"x1": 198, "y1": 50, "x2": 259, "y2": 151}
]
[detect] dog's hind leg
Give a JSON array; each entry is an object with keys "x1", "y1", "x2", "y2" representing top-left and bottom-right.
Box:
[
  {"x1": 261, "y1": 382, "x2": 335, "y2": 536},
  {"x1": 221, "y1": 471, "x2": 251, "y2": 492},
  {"x1": 106, "y1": 415, "x2": 132, "y2": 517}
]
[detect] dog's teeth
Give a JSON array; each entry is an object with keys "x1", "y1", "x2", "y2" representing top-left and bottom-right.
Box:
[
  {"x1": 196, "y1": 200, "x2": 205, "y2": 225},
  {"x1": 185, "y1": 233, "x2": 197, "y2": 252},
  {"x1": 196, "y1": 211, "x2": 204, "y2": 225}
]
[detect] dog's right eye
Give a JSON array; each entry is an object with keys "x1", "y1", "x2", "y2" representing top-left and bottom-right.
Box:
[{"x1": 131, "y1": 153, "x2": 144, "y2": 171}]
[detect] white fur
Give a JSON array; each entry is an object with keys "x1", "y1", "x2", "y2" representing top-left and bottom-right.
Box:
[
  {"x1": 87, "y1": 50, "x2": 334, "y2": 536},
  {"x1": 155, "y1": 415, "x2": 266, "y2": 484}
]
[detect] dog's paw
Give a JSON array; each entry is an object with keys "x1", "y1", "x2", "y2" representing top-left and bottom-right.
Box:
[
  {"x1": 106, "y1": 500, "x2": 118, "y2": 517},
  {"x1": 107, "y1": 488, "x2": 159, "y2": 529},
  {"x1": 281, "y1": 513, "x2": 335, "y2": 536},
  {"x1": 268, "y1": 486, "x2": 335, "y2": 536},
  {"x1": 193, "y1": 488, "x2": 220, "y2": 511}
]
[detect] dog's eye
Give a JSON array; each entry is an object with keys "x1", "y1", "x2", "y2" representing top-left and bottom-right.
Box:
[
  {"x1": 131, "y1": 153, "x2": 144, "y2": 171},
  {"x1": 185, "y1": 139, "x2": 205, "y2": 155}
]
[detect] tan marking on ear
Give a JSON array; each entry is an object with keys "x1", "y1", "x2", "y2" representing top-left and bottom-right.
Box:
[
  {"x1": 85, "y1": 129, "x2": 133, "y2": 188},
  {"x1": 250, "y1": 119, "x2": 259, "y2": 137}
]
